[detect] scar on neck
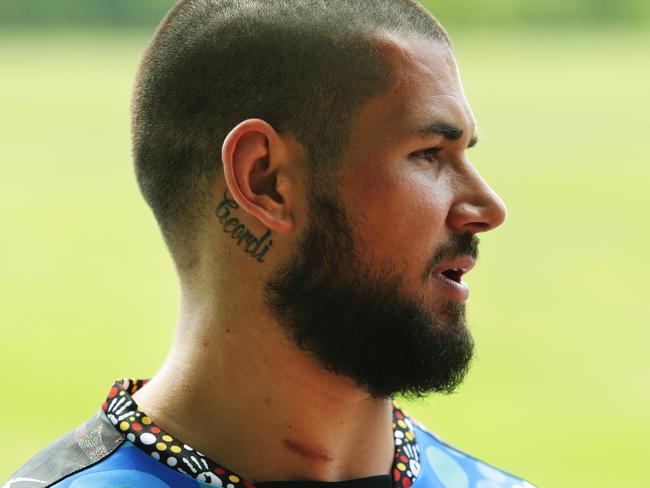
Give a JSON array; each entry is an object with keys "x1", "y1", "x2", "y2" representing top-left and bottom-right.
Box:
[{"x1": 283, "y1": 438, "x2": 334, "y2": 462}]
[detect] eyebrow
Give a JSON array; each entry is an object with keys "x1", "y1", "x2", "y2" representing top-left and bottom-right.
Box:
[{"x1": 419, "y1": 121, "x2": 479, "y2": 148}]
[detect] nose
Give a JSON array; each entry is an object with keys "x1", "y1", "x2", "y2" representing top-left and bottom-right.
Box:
[{"x1": 446, "y1": 162, "x2": 507, "y2": 234}]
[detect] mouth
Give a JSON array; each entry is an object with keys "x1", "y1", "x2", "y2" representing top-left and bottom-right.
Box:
[
  {"x1": 440, "y1": 268, "x2": 464, "y2": 283},
  {"x1": 431, "y1": 257, "x2": 475, "y2": 302}
]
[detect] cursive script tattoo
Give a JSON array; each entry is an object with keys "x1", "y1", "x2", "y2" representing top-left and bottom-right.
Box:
[{"x1": 216, "y1": 190, "x2": 273, "y2": 262}]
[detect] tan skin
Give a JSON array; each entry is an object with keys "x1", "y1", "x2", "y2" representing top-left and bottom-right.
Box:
[{"x1": 133, "y1": 33, "x2": 506, "y2": 483}]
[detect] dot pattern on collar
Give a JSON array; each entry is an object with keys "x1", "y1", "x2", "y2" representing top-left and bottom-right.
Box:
[{"x1": 102, "y1": 378, "x2": 420, "y2": 488}]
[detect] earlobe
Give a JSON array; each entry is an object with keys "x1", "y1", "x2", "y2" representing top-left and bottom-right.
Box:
[{"x1": 222, "y1": 119, "x2": 294, "y2": 233}]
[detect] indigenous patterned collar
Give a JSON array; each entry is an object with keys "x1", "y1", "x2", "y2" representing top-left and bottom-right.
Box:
[{"x1": 103, "y1": 378, "x2": 421, "y2": 488}]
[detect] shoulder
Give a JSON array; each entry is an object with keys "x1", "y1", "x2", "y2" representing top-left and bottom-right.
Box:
[
  {"x1": 3, "y1": 411, "x2": 123, "y2": 488},
  {"x1": 409, "y1": 417, "x2": 537, "y2": 488},
  {"x1": 3, "y1": 412, "x2": 204, "y2": 488}
]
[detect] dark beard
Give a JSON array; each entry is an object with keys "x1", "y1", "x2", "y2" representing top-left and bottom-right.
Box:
[{"x1": 263, "y1": 189, "x2": 476, "y2": 399}]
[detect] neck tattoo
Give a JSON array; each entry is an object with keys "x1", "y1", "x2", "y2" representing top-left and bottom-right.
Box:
[{"x1": 216, "y1": 190, "x2": 273, "y2": 263}]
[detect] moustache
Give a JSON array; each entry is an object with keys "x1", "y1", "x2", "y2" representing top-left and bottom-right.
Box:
[{"x1": 422, "y1": 232, "x2": 479, "y2": 281}]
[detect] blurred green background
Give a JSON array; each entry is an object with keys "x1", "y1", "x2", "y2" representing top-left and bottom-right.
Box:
[{"x1": 1, "y1": 1, "x2": 648, "y2": 487}]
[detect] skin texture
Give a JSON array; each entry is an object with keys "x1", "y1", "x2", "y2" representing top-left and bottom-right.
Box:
[
  {"x1": 133, "y1": 33, "x2": 506, "y2": 483},
  {"x1": 336, "y1": 34, "x2": 506, "y2": 318}
]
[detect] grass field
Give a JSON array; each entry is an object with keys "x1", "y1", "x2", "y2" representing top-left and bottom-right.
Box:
[{"x1": 1, "y1": 28, "x2": 649, "y2": 486}]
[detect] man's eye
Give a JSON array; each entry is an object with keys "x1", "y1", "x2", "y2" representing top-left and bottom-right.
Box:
[{"x1": 415, "y1": 147, "x2": 442, "y2": 164}]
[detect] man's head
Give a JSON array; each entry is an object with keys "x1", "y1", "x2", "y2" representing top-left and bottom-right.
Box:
[
  {"x1": 133, "y1": 0, "x2": 506, "y2": 399},
  {"x1": 132, "y1": 0, "x2": 449, "y2": 255}
]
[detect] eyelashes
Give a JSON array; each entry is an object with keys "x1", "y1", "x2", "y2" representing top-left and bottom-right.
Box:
[{"x1": 414, "y1": 147, "x2": 443, "y2": 164}]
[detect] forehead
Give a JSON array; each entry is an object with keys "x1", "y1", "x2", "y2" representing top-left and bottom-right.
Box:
[{"x1": 351, "y1": 32, "x2": 475, "y2": 147}]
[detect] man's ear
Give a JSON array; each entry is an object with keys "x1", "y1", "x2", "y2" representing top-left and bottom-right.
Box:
[{"x1": 221, "y1": 119, "x2": 294, "y2": 233}]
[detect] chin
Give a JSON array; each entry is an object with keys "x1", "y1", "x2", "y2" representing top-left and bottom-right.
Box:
[{"x1": 423, "y1": 297, "x2": 466, "y2": 327}]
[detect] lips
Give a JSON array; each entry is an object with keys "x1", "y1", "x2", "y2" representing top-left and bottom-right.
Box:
[{"x1": 431, "y1": 256, "x2": 476, "y2": 301}]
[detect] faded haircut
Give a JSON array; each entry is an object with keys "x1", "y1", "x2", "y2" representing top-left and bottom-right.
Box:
[{"x1": 132, "y1": 0, "x2": 450, "y2": 260}]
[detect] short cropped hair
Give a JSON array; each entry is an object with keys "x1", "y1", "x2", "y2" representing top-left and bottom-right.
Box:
[{"x1": 132, "y1": 0, "x2": 449, "y2": 257}]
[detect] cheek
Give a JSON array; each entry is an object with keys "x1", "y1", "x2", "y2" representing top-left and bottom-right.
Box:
[{"x1": 344, "y1": 162, "x2": 450, "y2": 274}]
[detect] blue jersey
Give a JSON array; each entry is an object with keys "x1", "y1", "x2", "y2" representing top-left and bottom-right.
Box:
[{"x1": 5, "y1": 379, "x2": 535, "y2": 488}]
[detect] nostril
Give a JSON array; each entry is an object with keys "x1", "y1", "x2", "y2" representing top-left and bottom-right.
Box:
[{"x1": 472, "y1": 222, "x2": 491, "y2": 232}]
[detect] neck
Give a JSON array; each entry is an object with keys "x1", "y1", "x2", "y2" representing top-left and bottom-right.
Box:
[{"x1": 133, "y1": 294, "x2": 395, "y2": 482}]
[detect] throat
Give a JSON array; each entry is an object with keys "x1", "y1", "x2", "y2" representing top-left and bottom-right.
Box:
[{"x1": 283, "y1": 437, "x2": 334, "y2": 463}]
